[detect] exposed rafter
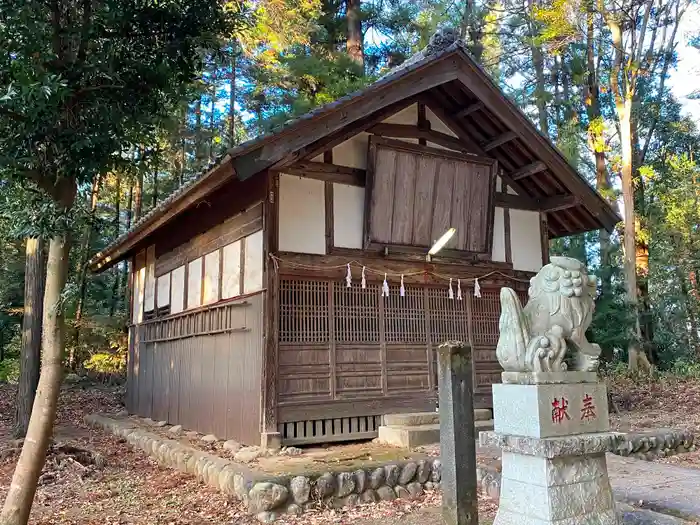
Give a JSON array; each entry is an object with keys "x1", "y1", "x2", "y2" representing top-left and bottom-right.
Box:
[
  {"x1": 455, "y1": 101, "x2": 485, "y2": 118},
  {"x1": 508, "y1": 161, "x2": 548, "y2": 181},
  {"x1": 540, "y1": 195, "x2": 579, "y2": 212},
  {"x1": 482, "y1": 131, "x2": 518, "y2": 152}
]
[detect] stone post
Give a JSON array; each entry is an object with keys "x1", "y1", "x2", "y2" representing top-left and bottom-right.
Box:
[{"x1": 437, "y1": 341, "x2": 478, "y2": 525}]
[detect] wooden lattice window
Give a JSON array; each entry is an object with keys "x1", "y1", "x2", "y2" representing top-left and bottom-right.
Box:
[
  {"x1": 427, "y1": 288, "x2": 470, "y2": 344},
  {"x1": 383, "y1": 288, "x2": 426, "y2": 344},
  {"x1": 471, "y1": 288, "x2": 500, "y2": 346},
  {"x1": 333, "y1": 282, "x2": 380, "y2": 343},
  {"x1": 365, "y1": 137, "x2": 498, "y2": 254},
  {"x1": 280, "y1": 279, "x2": 329, "y2": 343}
]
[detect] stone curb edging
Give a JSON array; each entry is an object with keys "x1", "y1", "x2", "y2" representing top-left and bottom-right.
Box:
[
  {"x1": 611, "y1": 430, "x2": 696, "y2": 461},
  {"x1": 85, "y1": 414, "x2": 444, "y2": 523}
]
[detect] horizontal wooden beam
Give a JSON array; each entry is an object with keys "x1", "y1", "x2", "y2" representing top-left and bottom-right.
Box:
[
  {"x1": 284, "y1": 161, "x2": 366, "y2": 186},
  {"x1": 455, "y1": 101, "x2": 485, "y2": 118},
  {"x1": 493, "y1": 192, "x2": 540, "y2": 211},
  {"x1": 540, "y1": 195, "x2": 580, "y2": 212},
  {"x1": 482, "y1": 131, "x2": 518, "y2": 152},
  {"x1": 368, "y1": 123, "x2": 471, "y2": 153},
  {"x1": 508, "y1": 161, "x2": 548, "y2": 181},
  {"x1": 494, "y1": 192, "x2": 580, "y2": 213}
]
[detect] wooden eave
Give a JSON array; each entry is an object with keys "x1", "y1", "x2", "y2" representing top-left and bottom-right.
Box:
[{"x1": 89, "y1": 41, "x2": 619, "y2": 272}]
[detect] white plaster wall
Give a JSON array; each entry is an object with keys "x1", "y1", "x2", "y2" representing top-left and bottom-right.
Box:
[
  {"x1": 187, "y1": 257, "x2": 203, "y2": 309},
  {"x1": 496, "y1": 176, "x2": 502, "y2": 192},
  {"x1": 221, "y1": 240, "x2": 241, "y2": 299},
  {"x1": 426, "y1": 108, "x2": 457, "y2": 137},
  {"x1": 334, "y1": 132, "x2": 369, "y2": 169},
  {"x1": 244, "y1": 230, "x2": 264, "y2": 294},
  {"x1": 278, "y1": 174, "x2": 326, "y2": 254},
  {"x1": 156, "y1": 274, "x2": 170, "y2": 308},
  {"x1": 492, "y1": 207, "x2": 506, "y2": 262},
  {"x1": 203, "y1": 251, "x2": 220, "y2": 305},
  {"x1": 510, "y1": 209, "x2": 543, "y2": 272},
  {"x1": 383, "y1": 104, "x2": 417, "y2": 125},
  {"x1": 170, "y1": 265, "x2": 185, "y2": 314},
  {"x1": 333, "y1": 183, "x2": 365, "y2": 249}
]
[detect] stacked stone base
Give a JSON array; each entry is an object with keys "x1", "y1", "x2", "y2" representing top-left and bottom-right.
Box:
[
  {"x1": 482, "y1": 432, "x2": 623, "y2": 525},
  {"x1": 485, "y1": 376, "x2": 623, "y2": 525}
]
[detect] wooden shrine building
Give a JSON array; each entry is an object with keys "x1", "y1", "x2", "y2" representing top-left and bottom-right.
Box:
[{"x1": 90, "y1": 32, "x2": 619, "y2": 448}]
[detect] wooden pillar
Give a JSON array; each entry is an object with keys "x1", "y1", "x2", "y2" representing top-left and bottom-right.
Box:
[
  {"x1": 261, "y1": 171, "x2": 281, "y2": 449},
  {"x1": 437, "y1": 341, "x2": 478, "y2": 525},
  {"x1": 540, "y1": 211, "x2": 550, "y2": 265}
]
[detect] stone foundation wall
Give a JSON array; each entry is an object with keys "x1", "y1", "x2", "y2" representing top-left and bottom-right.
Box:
[{"x1": 86, "y1": 414, "x2": 443, "y2": 523}]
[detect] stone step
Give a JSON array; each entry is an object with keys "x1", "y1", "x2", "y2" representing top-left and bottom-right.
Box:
[
  {"x1": 378, "y1": 419, "x2": 494, "y2": 448},
  {"x1": 382, "y1": 409, "x2": 492, "y2": 427}
]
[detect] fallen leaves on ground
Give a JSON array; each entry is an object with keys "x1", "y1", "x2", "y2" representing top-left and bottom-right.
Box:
[{"x1": 608, "y1": 375, "x2": 700, "y2": 469}]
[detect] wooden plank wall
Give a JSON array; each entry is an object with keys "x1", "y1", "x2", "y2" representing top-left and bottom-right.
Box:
[
  {"x1": 127, "y1": 293, "x2": 264, "y2": 445},
  {"x1": 365, "y1": 138, "x2": 497, "y2": 253}
]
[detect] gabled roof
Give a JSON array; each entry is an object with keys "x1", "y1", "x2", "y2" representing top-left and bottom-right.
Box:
[{"x1": 90, "y1": 28, "x2": 620, "y2": 272}]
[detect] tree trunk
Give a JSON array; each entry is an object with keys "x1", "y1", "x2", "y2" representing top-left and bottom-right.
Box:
[
  {"x1": 229, "y1": 45, "x2": 237, "y2": 147},
  {"x1": 585, "y1": 6, "x2": 613, "y2": 295},
  {"x1": 209, "y1": 80, "x2": 217, "y2": 161},
  {"x1": 152, "y1": 157, "x2": 158, "y2": 209},
  {"x1": 109, "y1": 174, "x2": 121, "y2": 317},
  {"x1": 619, "y1": 98, "x2": 649, "y2": 374},
  {"x1": 527, "y1": 0, "x2": 548, "y2": 136},
  {"x1": 679, "y1": 265, "x2": 700, "y2": 354},
  {"x1": 1, "y1": 235, "x2": 71, "y2": 525},
  {"x1": 13, "y1": 238, "x2": 46, "y2": 439},
  {"x1": 194, "y1": 95, "x2": 203, "y2": 171},
  {"x1": 69, "y1": 175, "x2": 100, "y2": 369},
  {"x1": 133, "y1": 169, "x2": 143, "y2": 222},
  {"x1": 121, "y1": 182, "x2": 134, "y2": 310},
  {"x1": 346, "y1": 0, "x2": 364, "y2": 69}
]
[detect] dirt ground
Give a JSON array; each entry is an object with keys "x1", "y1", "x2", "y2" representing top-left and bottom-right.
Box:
[{"x1": 1, "y1": 374, "x2": 699, "y2": 524}]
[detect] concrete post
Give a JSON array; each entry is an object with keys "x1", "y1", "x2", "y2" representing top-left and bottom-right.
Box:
[{"x1": 437, "y1": 341, "x2": 478, "y2": 525}]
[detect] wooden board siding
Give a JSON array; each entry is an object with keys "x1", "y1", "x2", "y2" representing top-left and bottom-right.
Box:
[
  {"x1": 127, "y1": 294, "x2": 264, "y2": 445},
  {"x1": 276, "y1": 275, "x2": 529, "y2": 444},
  {"x1": 365, "y1": 137, "x2": 497, "y2": 254}
]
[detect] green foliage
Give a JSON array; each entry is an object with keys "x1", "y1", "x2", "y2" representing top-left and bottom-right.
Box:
[
  {"x1": 83, "y1": 351, "x2": 126, "y2": 377},
  {"x1": 0, "y1": 0, "x2": 240, "y2": 222},
  {"x1": 78, "y1": 316, "x2": 128, "y2": 379},
  {"x1": 0, "y1": 358, "x2": 19, "y2": 383}
]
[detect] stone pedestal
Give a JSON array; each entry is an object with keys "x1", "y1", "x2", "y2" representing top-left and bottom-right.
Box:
[{"x1": 482, "y1": 379, "x2": 623, "y2": 525}]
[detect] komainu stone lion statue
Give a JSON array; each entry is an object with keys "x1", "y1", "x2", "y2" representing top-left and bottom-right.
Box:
[{"x1": 496, "y1": 256, "x2": 601, "y2": 374}]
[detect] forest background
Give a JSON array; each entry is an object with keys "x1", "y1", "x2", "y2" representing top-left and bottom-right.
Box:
[{"x1": 1, "y1": 0, "x2": 700, "y2": 400}]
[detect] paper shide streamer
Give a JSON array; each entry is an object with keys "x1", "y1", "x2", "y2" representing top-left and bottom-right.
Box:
[{"x1": 382, "y1": 273, "x2": 390, "y2": 297}]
